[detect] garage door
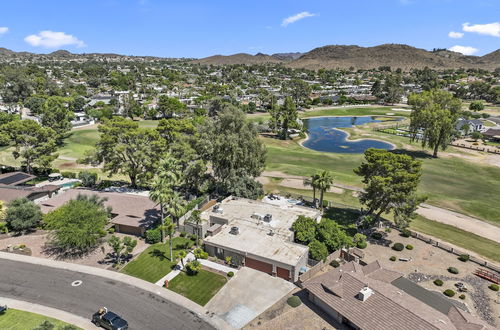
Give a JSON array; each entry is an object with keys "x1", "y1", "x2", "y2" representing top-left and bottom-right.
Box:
[
  {"x1": 276, "y1": 267, "x2": 290, "y2": 280},
  {"x1": 245, "y1": 257, "x2": 273, "y2": 275}
]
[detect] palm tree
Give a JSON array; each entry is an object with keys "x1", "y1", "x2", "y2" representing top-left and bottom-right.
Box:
[
  {"x1": 159, "y1": 218, "x2": 175, "y2": 262},
  {"x1": 189, "y1": 210, "x2": 202, "y2": 247},
  {"x1": 317, "y1": 171, "x2": 334, "y2": 210},
  {"x1": 177, "y1": 250, "x2": 187, "y2": 269},
  {"x1": 304, "y1": 173, "x2": 321, "y2": 207},
  {"x1": 167, "y1": 191, "x2": 186, "y2": 229}
]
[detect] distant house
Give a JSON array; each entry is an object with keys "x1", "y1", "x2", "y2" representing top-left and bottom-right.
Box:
[
  {"x1": 303, "y1": 260, "x2": 494, "y2": 330},
  {"x1": 455, "y1": 118, "x2": 484, "y2": 135},
  {"x1": 0, "y1": 172, "x2": 60, "y2": 204},
  {"x1": 39, "y1": 189, "x2": 160, "y2": 236},
  {"x1": 483, "y1": 128, "x2": 500, "y2": 142}
]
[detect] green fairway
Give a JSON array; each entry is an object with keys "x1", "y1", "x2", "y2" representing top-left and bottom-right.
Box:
[
  {"x1": 168, "y1": 269, "x2": 227, "y2": 306},
  {"x1": 300, "y1": 106, "x2": 410, "y2": 118},
  {"x1": 0, "y1": 308, "x2": 80, "y2": 330},
  {"x1": 121, "y1": 237, "x2": 194, "y2": 283}
]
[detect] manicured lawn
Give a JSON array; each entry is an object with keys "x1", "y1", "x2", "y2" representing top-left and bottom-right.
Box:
[
  {"x1": 168, "y1": 269, "x2": 227, "y2": 306},
  {"x1": 0, "y1": 308, "x2": 80, "y2": 329},
  {"x1": 300, "y1": 106, "x2": 410, "y2": 118},
  {"x1": 121, "y1": 237, "x2": 194, "y2": 283}
]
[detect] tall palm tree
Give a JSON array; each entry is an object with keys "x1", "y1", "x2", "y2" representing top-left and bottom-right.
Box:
[
  {"x1": 159, "y1": 218, "x2": 175, "y2": 262},
  {"x1": 167, "y1": 191, "x2": 186, "y2": 229},
  {"x1": 189, "y1": 210, "x2": 202, "y2": 247},
  {"x1": 317, "y1": 171, "x2": 334, "y2": 210},
  {"x1": 304, "y1": 173, "x2": 321, "y2": 207},
  {"x1": 150, "y1": 178, "x2": 171, "y2": 242}
]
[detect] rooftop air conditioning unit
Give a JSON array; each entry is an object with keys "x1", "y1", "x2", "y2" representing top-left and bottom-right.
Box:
[
  {"x1": 251, "y1": 213, "x2": 264, "y2": 221},
  {"x1": 230, "y1": 226, "x2": 240, "y2": 235},
  {"x1": 212, "y1": 205, "x2": 223, "y2": 214},
  {"x1": 357, "y1": 286, "x2": 374, "y2": 301},
  {"x1": 264, "y1": 214, "x2": 273, "y2": 222}
]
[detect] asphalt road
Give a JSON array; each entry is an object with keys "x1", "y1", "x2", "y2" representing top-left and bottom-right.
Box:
[{"x1": 0, "y1": 259, "x2": 215, "y2": 330}]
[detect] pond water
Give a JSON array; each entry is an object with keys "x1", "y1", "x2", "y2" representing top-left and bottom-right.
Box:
[{"x1": 302, "y1": 116, "x2": 397, "y2": 153}]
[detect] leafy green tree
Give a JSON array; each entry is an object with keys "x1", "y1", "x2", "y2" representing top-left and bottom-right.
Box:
[
  {"x1": 185, "y1": 259, "x2": 202, "y2": 275},
  {"x1": 383, "y1": 74, "x2": 404, "y2": 104},
  {"x1": 308, "y1": 240, "x2": 328, "y2": 261},
  {"x1": 5, "y1": 198, "x2": 42, "y2": 232},
  {"x1": 354, "y1": 148, "x2": 426, "y2": 226},
  {"x1": 78, "y1": 171, "x2": 98, "y2": 187},
  {"x1": 469, "y1": 100, "x2": 484, "y2": 111},
  {"x1": 197, "y1": 105, "x2": 266, "y2": 198},
  {"x1": 81, "y1": 117, "x2": 166, "y2": 187},
  {"x1": 471, "y1": 131, "x2": 483, "y2": 141},
  {"x1": 316, "y1": 220, "x2": 353, "y2": 252},
  {"x1": 45, "y1": 194, "x2": 110, "y2": 255},
  {"x1": 39, "y1": 96, "x2": 74, "y2": 142},
  {"x1": 291, "y1": 215, "x2": 316, "y2": 244},
  {"x1": 157, "y1": 96, "x2": 187, "y2": 118},
  {"x1": 156, "y1": 118, "x2": 195, "y2": 144},
  {"x1": 178, "y1": 250, "x2": 187, "y2": 269},
  {"x1": 408, "y1": 90, "x2": 461, "y2": 158},
  {"x1": 285, "y1": 78, "x2": 311, "y2": 106},
  {"x1": 122, "y1": 94, "x2": 143, "y2": 119},
  {"x1": 0, "y1": 120, "x2": 58, "y2": 173}
]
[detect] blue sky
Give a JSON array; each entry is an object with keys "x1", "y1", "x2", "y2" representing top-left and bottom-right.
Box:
[{"x1": 0, "y1": 0, "x2": 499, "y2": 57}]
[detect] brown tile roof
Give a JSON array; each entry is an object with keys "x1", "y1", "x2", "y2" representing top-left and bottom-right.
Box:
[
  {"x1": 0, "y1": 184, "x2": 60, "y2": 203},
  {"x1": 303, "y1": 261, "x2": 493, "y2": 330},
  {"x1": 40, "y1": 189, "x2": 160, "y2": 229}
]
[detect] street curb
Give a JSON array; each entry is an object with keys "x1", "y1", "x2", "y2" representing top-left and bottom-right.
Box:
[{"x1": 0, "y1": 252, "x2": 233, "y2": 330}]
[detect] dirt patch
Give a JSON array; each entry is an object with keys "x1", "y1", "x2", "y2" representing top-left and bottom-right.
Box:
[{"x1": 278, "y1": 178, "x2": 344, "y2": 194}]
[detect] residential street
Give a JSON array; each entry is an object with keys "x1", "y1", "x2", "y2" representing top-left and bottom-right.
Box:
[{"x1": 0, "y1": 258, "x2": 216, "y2": 330}]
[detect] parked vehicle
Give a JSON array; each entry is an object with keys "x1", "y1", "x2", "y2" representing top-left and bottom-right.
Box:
[
  {"x1": 0, "y1": 304, "x2": 7, "y2": 314},
  {"x1": 92, "y1": 307, "x2": 128, "y2": 330}
]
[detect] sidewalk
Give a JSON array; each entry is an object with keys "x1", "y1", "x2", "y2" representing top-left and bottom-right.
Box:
[
  {"x1": 155, "y1": 252, "x2": 196, "y2": 286},
  {"x1": 0, "y1": 297, "x2": 96, "y2": 329}
]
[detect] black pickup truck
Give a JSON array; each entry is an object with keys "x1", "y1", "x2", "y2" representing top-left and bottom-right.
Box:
[{"x1": 92, "y1": 307, "x2": 128, "y2": 330}]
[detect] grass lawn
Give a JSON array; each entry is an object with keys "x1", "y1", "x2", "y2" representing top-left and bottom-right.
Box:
[
  {"x1": 168, "y1": 269, "x2": 227, "y2": 306},
  {"x1": 300, "y1": 106, "x2": 410, "y2": 118},
  {"x1": 0, "y1": 308, "x2": 80, "y2": 330},
  {"x1": 121, "y1": 237, "x2": 194, "y2": 283}
]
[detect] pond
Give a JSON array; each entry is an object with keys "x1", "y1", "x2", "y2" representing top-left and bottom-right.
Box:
[{"x1": 302, "y1": 116, "x2": 398, "y2": 153}]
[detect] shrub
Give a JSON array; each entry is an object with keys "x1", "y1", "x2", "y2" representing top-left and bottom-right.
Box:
[
  {"x1": 384, "y1": 227, "x2": 392, "y2": 233},
  {"x1": 6, "y1": 198, "x2": 42, "y2": 232},
  {"x1": 61, "y1": 171, "x2": 77, "y2": 179},
  {"x1": 107, "y1": 227, "x2": 115, "y2": 234},
  {"x1": 287, "y1": 296, "x2": 302, "y2": 308},
  {"x1": 78, "y1": 171, "x2": 98, "y2": 187},
  {"x1": 190, "y1": 234, "x2": 198, "y2": 241},
  {"x1": 330, "y1": 260, "x2": 340, "y2": 268},
  {"x1": 0, "y1": 221, "x2": 8, "y2": 234},
  {"x1": 433, "y1": 279, "x2": 443, "y2": 286},
  {"x1": 180, "y1": 231, "x2": 187, "y2": 237},
  {"x1": 443, "y1": 289, "x2": 455, "y2": 297},
  {"x1": 405, "y1": 244, "x2": 413, "y2": 250},
  {"x1": 185, "y1": 260, "x2": 201, "y2": 275},
  {"x1": 357, "y1": 241, "x2": 367, "y2": 249},
  {"x1": 371, "y1": 232, "x2": 382, "y2": 240},
  {"x1": 458, "y1": 254, "x2": 469, "y2": 262},
  {"x1": 225, "y1": 256, "x2": 232, "y2": 265},
  {"x1": 489, "y1": 284, "x2": 499, "y2": 291},
  {"x1": 18, "y1": 244, "x2": 26, "y2": 249},
  {"x1": 227, "y1": 271, "x2": 234, "y2": 277},
  {"x1": 448, "y1": 267, "x2": 459, "y2": 274},
  {"x1": 400, "y1": 229, "x2": 411, "y2": 237},
  {"x1": 390, "y1": 256, "x2": 396, "y2": 261},
  {"x1": 145, "y1": 228, "x2": 161, "y2": 244},
  {"x1": 459, "y1": 294, "x2": 466, "y2": 300},
  {"x1": 392, "y1": 243, "x2": 404, "y2": 251}
]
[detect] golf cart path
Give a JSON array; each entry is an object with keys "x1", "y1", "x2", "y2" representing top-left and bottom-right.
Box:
[
  {"x1": 260, "y1": 171, "x2": 500, "y2": 243},
  {"x1": 0, "y1": 297, "x2": 97, "y2": 329}
]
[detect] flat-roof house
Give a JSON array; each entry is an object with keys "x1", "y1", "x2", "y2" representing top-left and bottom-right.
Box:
[
  {"x1": 39, "y1": 189, "x2": 160, "y2": 236},
  {"x1": 303, "y1": 261, "x2": 494, "y2": 330},
  {"x1": 202, "y1": 196, "x2": 321, "y2": 282}
]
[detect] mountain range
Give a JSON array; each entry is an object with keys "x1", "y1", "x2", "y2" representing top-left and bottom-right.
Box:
[{"x1": 1, "y1": 44, "x2": 499, "y2": 70}]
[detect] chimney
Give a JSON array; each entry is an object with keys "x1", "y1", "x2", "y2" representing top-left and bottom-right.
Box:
[{"x1": 357, "y1": 286, "x2": 374, "y2": 301}]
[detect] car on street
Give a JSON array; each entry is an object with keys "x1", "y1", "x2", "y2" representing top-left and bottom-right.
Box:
[{"x1": 92, "y1": 307, "x2": 128, "y2": 330}]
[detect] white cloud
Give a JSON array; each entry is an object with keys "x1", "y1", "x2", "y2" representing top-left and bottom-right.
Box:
[
  {"x1": 448, "y1": 45, "x2": 479, "y2": 56},
  {"x1": 448, "y1": 31, "x2": 464, "y2": 39},
  {"x1": 24, "y1": 30, "x2": 86, "y2": 48},
  {"x1": 462, "y1": 22, "x2": 500, "y2": 37},
  {"x1": 0, "y1": 27, "x2": 8, "y2": 35},
  {"x1": 282, "y1": 12, "x2": 316, "y2": 27}
]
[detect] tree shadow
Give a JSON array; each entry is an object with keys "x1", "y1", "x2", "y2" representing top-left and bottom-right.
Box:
[
  {"x1": 391, "y1": 149, "x2": 434, "y2": 159},
  {"x1": 323, "y1": 206, "x2": 361, "y2": 227},
  {"x1": 42, "y1": 242, "x2": 99, "y2": 260},
  {"x1": 149, "y1": 248, "x2": 168, "y2": 261}
]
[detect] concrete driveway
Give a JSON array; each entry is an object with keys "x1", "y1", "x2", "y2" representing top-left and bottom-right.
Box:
[{"x1": 206, "y1": 267, "x2": 296, "y2": 329}]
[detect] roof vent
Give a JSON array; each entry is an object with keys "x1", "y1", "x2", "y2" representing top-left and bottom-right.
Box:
[
  {"x1": 251, "y1": 213, "x2": 264, "y2": 221},
  {"x1": 229, "y1": 226, "x2": 239, "y2": 235},
  {"x1": 264, "y1": 214, "x2": 273, "y2": 222},
  {"x1": 213, "y1": 205, "x2": 223, "y2": 214},
  {"x1": 357, "y1": 286, "x2": 374, "y2": 301},
  {"x1": 268, "y1": 229, "x2": 275, "y2": 236}
]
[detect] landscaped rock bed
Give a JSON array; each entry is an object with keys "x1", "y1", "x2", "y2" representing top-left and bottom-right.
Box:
[{"x1": 408, "y1": 272, "x2": 495, "y2": 326}]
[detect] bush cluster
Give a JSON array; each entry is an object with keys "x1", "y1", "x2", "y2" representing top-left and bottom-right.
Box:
[
  {"x1": 227, "y1": 271, "x2": 234, "y2": 277},
  {"x1": 392, "y1": 243, "x2": 404, "y2": 251},
  {"x1": 61, "y1": 171, "x2": 77, "y2": 179},
  {"x1": 287, "y1": 296, "x2": 302, "y2": 308},
  {"x1": 0, "y1": 222, "x2": 8, "y2": 234},
  {"x1": 459, "y1": 294, "x2": 466, "y2": 300},
  {"x1": 433, "y1": 279, "x2": 443, "y2": 286},
  {"x1": 405, "y1": 244, "x2": 413, "y2": 250},
  {"x1": 389, "y1": 256, "x2": 396, "y2": 261},
  {"x1": 400, "y1": 229, "x2": 411, "y2": 237},
  {"x1": 448, "y1": 267, "x2": 459, "y2": 274},
  {"x1": 145, "y1": 228, "x2": 161, "y2": 244},
  {"x1": 458, "y1": 254, "x2": 469, "y2": 262},
  {"x1": 371, "y1": 232, "x2": 383, "y2": 240},
  {"x1": 489, "y1": 284, "x2": 499, "y2": 291},
  {"x1": 330, "y1": 260, "x2": 340, "y2": 268},
  {"x1": 443, "y1": 289, "x2": 455, "y2": 297},
  {"x1": 357, "y1": 241, "x2": 367, "y2": 249}
]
